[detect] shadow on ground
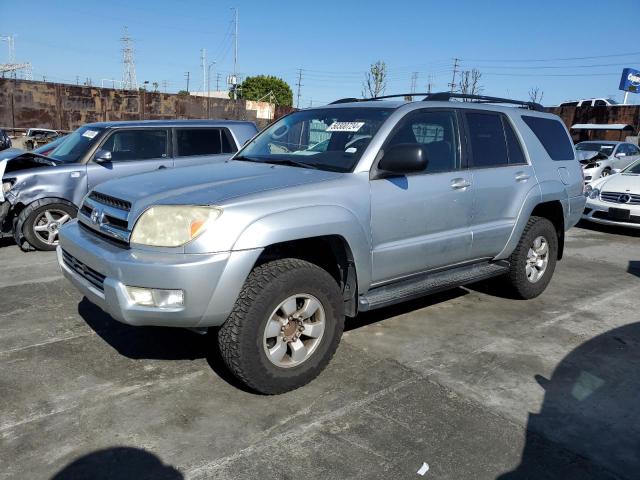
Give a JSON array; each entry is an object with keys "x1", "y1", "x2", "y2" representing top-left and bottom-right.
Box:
[
  {"x1": 500, "y1": 322, "x2": 640, "y2": 479},
  {"x1": 0, "y1": 237, "x2": 15, "y2": 248},
  {"x1": 576, "y1": 219, "x2": 640, "y2": 238},
  {"x1": 50, "y1": 446, "x2": 182, "y2": 480}
]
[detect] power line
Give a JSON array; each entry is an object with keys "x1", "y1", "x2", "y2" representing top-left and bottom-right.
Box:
[{"x1": 463, "y1": 51, "x2": 640, "y2": 63}]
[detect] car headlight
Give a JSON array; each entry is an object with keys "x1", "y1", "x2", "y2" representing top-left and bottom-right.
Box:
[
  {"x1": 2, "y1": 180, "x2": 14, "y2": 194},
  {"x1": 130, "y1": 205, "x2": 222, "y2": 247},
  {"x1": 587, "y1": 187, "x2": 600, "y2": 199}
]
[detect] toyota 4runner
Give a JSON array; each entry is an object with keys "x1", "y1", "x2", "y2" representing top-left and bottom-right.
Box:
[{"x1": 58, "y1": 93, "x2": 585, "y2": 394}]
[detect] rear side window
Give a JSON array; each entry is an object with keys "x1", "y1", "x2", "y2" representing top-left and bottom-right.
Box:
[
  {"x1": 100, "y1": 129, "x2": 168, "y2": 161},
  {"x1": 465, "y1": 112, "x2": 509, "y2": 167},
  {"x1": 522, "y1": 116, "x2": 574, "y2": 161},
  {"x1": 502, "y1": 117, "x2": 527, "y2": 165},
  {"x1": 176, "y1": 128, "x2": 223, "y2": 156}
]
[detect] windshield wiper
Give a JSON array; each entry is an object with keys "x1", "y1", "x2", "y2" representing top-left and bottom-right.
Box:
[{"x1": 235, "y1": 155, "x2": 318, "y2": 170}]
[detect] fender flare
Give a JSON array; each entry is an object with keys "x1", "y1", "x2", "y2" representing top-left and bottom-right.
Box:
[{"x1": 233, "y1": 205, "x2": 372, "y2": 291}]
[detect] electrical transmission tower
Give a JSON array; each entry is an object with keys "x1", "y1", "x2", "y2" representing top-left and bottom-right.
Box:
[
  {"x1": 200, "y1": 48, "x2": 206, "y2": 92},
  {"x1": 410, "y1": 72, "x2": 418, "y2": 93},
  {"x1": 295, "y1": 68, "x2": 303, "y2": 108},
  {"x1": 0, "y1": 34, "x2": 32, "y2": 80},
  {"x1": 121, "y1": 27, "x2": 138, "y2": 90}
]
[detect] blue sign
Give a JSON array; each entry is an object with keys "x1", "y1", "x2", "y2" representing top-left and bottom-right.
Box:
[{"x1": 619, "y1": 68, "x2": 640, "y2": 93}]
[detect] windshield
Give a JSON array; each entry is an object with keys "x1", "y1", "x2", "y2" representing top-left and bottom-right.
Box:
[
  {"x1": 235, "y1": 107, "x2": 393, "y2": 172},
  {"x1": 623, "y1": 159, "x2": 640, "y2": 174},
  {"x1": 49, "y1": 126, "x2": 105, "y2": 163},
  {"x1": 575, "y1": 142, "x2": 615, "y2": 154}
]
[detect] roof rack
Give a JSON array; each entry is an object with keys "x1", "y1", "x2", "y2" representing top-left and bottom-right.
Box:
[{"x1": 329, "y1": 92, "x2": 544, "y2": 111}]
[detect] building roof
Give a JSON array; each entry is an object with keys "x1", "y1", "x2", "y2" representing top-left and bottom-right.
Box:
[{"x1": 571, "y1": 123, "x2": 634, "y2": 131}]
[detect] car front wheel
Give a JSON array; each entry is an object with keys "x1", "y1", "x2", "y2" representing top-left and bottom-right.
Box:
[
  {"x1": 20, "y1": 199, "x2": 76, "y2": 251},
  {"x1": 218, "y1": 258, "x2": 344, "y2": 394}
]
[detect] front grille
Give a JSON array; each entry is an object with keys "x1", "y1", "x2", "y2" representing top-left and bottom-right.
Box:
[
  {"x1": 79, "y1": 221, "x2": 129, "y2": 248},
  {"x1": 592, "y1": 211, "x2": 640, "y2": 224},
  {"x1": 89, "y1": 191, "x2": 132, "y2": 211},
  {"x1": 600, "y1": 191, "x2": 640, "y2": 205},
  {"x1": 62, "y1": 249, "x2": 106, "y2": 291}
]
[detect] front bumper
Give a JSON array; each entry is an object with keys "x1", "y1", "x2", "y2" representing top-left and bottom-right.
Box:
[
  {"x1": 58, "y1": 220, "x2": 262, "y2": 327},
  {"x1": 582, "y1": 197, "x2": 640, "y2": 230}
]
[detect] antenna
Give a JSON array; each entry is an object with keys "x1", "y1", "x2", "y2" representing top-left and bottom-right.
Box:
[{"x1": 121, "y1": 26, "x2": 138, "y2": 90}]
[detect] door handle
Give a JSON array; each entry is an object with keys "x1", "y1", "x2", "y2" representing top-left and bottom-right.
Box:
[
  {"x1": 515, "y1": 171, "x2": 530, "y2": 182},
  {"x1": 450, "y1": 178, "x2": 471, "y2": 190}
]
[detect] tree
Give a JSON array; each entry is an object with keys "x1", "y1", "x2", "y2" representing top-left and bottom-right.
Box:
[
  {"x1": 459, "y1": 69, "x2": 483, "y2": 98},
  {"x1": 234, "y1": 75, "x2": 293, "y2": 107},
  {"x1": 362, "y1": 60, "x2": 387, "y2": 98},
  {"x1": 177, "y1": 90, "x2": 190, "y2": 96},
  {"x1": 529, "y1": 86, "x2": 544, "y2": 104},
  {"x1": 152, "y1": 82, "x2": 159, "y2": 92}
]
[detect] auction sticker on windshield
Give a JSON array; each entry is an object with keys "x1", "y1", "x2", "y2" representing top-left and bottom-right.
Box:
[
  {"x1": 82, "y1": 130, "x2": 99, "y2": 139},
  {"x1": 326, "y1": 122, "x2": 365, "y2": 132}
]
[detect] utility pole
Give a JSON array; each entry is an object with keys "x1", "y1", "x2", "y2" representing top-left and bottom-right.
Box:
[
  {"x1": 295, "y1": 68, "x2": 303, "y2": 108},
  {"x1": 449, "y1": 58, "x2": 459, "y2": 93},
  {"x1": 216, "y1": 73, "x2": 221, "y2": 92},
  {"x1": 162, "y1": 80, "x2": 168, "y2": 93},
  {"x1": 426, "y1": 74, "x2": 433, "y2": 93},
  {"x1": 231, "y1": 7, "x2": 239, "y2": 100},
  {"x1": 200, "y1": 48, "x2": 206, "y2": 93},
  {"x1": 184, "y1": 72, "x2": 190, "y2": 92},
  {"x1": 76, "y1": 75, "x2": 80, "y2": 85}
]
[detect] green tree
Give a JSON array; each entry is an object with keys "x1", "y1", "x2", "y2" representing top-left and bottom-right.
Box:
[
  {"x1": 235, "y1": 75, "x2": 293, "y2": 106},
  {"x1": 362, "y1": 60, "x2": 387, "y2": 98},
  {"x1": 177, "y1": 90, "x2": 190, "y2": 96}
]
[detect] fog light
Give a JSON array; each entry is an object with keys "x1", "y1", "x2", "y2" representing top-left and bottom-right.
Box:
[{"x1": 126, "y1": 286, "x2": 184, "y2": 308}]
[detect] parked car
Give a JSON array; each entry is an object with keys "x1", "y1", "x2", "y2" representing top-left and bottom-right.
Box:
[
  {"x1": 1, "y1": 120, "x2": 257, "y2": 250},
  {"x1": 559, "y1": 98, "x2": 618, "y2": 107},
  {"x1": 0, "y1": 129, "x2": 11, "y2": 151},
  {"x1": 23, "y1": 128, "x2": 61, "y2": 150},
  {"x1": 58, "y1": 93, "x2": 585, "y2": 394},
  {"x1": 582, "y1": 159, "x2": 640, "y2": 229},
  {"x1": 576, "y1": 141, "x2": 640, "y2": 182},
  {"x1": 32, "y1": 134, "x2": 68, "y2": 156}
]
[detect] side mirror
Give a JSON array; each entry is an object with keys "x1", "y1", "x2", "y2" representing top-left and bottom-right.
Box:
[
  {"x1": 615, "y1": 152, "x2": 626, "y2": 158},
  {"x1": 94, "y1": 149, "x2": 112, "y2": 163},
  {"x1": 377, "y1": 143, "x2": 428, "y2": 176}
]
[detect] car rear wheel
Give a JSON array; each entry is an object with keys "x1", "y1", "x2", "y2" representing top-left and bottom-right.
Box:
[
  {"x1": 218, "y1": 258, "x2": 344, "y2": 394},
  {"x1": 20, "y1": 200, "x2": 76, "y2": 251},
  {"x1": 502, "y1": 216, "x2": 558, "y2": 299}
]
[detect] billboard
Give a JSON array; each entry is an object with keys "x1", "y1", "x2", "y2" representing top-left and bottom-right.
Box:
[{"x1": 619, "y1": 68, "x2": 640, "y2": 94}]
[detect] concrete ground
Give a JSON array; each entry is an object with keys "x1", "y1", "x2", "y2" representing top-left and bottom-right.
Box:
[{"x1": 1, "y1": 222, "x2": 638, "y2": 480}]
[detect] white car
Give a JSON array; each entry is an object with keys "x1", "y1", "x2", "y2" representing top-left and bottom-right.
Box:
[
  {"x1": 576, "y1": 141, "x2": 640, "y2": 183},
  {"x1": 582, "y1": 159, "x2": 640, "y2": 229},
  {"x1": 559, "y1": 98, "x2": 618, "y2": 107}
]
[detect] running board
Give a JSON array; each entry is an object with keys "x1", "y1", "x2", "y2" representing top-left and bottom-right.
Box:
[{"x1": 358, "y1": 261, "x2": 509, "y2": 312}]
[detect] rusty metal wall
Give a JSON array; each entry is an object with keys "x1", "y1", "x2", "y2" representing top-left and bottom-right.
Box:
[
  {"x1": 547, "y1": 105, "x2": 640, "y2": 142},
  {"x1": 0, "y1": 79, "x2": 293, "y2": 131}
]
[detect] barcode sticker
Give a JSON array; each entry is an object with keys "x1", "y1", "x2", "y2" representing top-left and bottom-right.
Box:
[{"x1": 326, "y1": 122, "x2": 365, "y2": 132}]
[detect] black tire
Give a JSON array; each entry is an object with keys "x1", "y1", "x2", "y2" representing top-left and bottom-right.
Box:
[
  {"x1": 19, "y1": 199, "x2": 77, "y2": 251},
  {"x1": 503, "y1": 216, "x2": 558, "y2": 300},
  {"x1": 218, "y1": 258, "x2": 344, "y2": 394}
]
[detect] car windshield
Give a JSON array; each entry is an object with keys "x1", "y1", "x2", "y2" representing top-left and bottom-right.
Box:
[
  {"x1": 235, "y1": 107, "x2": 393, "y2": 172},
  {"x1": 48, "y1": 126, "x2": 105, "y2": 163},
  {"x1": 575, "y1": 142, "x2": 615, "y2": 154},
  {"x1": 623, "y1": 159, "x2": 640, "y2": 174}
]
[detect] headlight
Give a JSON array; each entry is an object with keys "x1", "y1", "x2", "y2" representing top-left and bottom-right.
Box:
[
  {"x1": 588, "y1": 187, "x2": 600, "y2": 199},
  {"x1": 130, "y1": 205, "x2": 222, "y2": 247},
  {"x1": 2, "y1": 181, "x2": 13, "y2": 194}
]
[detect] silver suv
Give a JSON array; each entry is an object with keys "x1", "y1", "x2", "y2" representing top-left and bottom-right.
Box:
[{"x1": 58, "y1": 93, "x2": 585, "y2": 394}]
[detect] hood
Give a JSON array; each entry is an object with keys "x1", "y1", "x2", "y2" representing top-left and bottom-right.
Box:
[
  {"x1": 0, "y1": 148, "x2": 59, "y2": 177},
  {"x1": 591, "y1": 172, "x2": 640, "y2": 194},
  {"x1": 576, "y1": 150, "x2": 608, "y2": 164},
  {"x1": 93, "y1": 160, "x2": 343, "y2": 208}
]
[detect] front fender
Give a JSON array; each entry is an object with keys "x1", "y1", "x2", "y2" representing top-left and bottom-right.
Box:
[{"x1": 233, "y1": 205, "x2": 373, "y2": 292}]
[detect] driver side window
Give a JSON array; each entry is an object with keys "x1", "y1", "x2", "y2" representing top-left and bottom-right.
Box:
[
  {"x1": 385, "y1": 110, "x2": 459, "y2": 173},
  {"x1": 98, "y1": 129, "x2": 168, "y2": 162}
]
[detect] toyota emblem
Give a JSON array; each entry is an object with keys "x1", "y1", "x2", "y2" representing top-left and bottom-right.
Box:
[
  {"x1": 618, "y1": 194, "x2": 631, "y2": 204},
  {"x1": 90, "y1": 208, "x2": 104, "y2": 225}
]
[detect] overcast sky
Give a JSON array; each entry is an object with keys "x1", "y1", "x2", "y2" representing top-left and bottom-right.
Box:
[{"x1": 3, "y1": 0, "x2": 640, "y2": 106}]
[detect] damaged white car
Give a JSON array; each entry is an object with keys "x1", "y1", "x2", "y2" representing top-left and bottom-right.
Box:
[{"x1": 576, "y1": 141, "x2": 640, "y2": 183}]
